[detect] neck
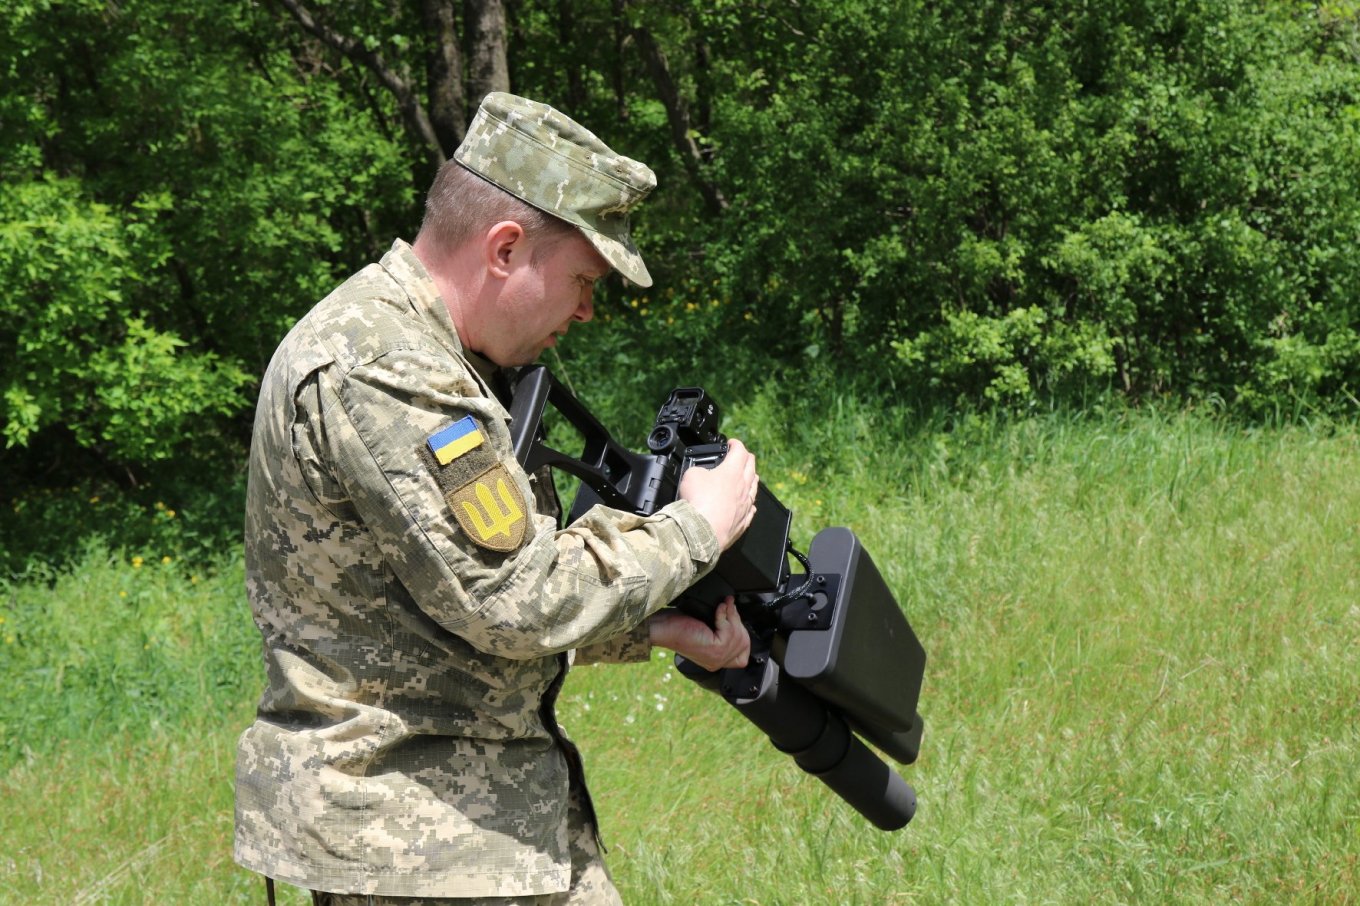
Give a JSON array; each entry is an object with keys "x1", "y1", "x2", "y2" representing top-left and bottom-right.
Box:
[{"x1": 412, "y1": 232, "x2": 478, "y2": 351}]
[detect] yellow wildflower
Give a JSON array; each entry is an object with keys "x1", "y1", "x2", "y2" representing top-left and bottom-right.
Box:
[{"x1": 132, "y1": 556, "x2": 144, "y2": 569}]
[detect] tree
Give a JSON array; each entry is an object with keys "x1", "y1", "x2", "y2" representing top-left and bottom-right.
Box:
[
  {"x1": 273, "y1": 0, "x2": 511, "y2": 172},
  {"x1": 7, "y1": 0, "x2": 1360, "y2": 512},
  {"x1": 0, "y1": 0, "x2": 411, "y2": 487}
]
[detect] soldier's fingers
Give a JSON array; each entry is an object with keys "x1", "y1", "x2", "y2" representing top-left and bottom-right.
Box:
[
  {"x1": 712, "y1": 597, "x2": 735, "y2": 633},
  {"x1": 726, "y1": 604, "x2": 746, "y2": 638},
  {"x1": 717, "y1": 600, "x2": 737, "y2": 634},
  {"x1": 723, "y1": 605, "x2": 750, "y2": 665}
]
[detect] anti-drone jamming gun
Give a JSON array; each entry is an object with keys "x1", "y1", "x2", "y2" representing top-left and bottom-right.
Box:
[{"x1": 508, "y1": 365, "x2": 926, "y2": 830}]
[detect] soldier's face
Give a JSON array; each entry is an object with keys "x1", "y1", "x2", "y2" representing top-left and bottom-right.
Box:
[{"x1": 486, "y1": 230, "x2": 610, "y2": 366}]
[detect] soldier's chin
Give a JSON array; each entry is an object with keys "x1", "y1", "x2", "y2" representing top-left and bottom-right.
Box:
[{"x1": 499, "y1": 342, "x2": 548, "y2": 366}]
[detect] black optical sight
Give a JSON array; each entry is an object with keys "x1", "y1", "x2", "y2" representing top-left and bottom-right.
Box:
[{"x1": 509, "y1": 366, "x2": 927, "y2": 830}]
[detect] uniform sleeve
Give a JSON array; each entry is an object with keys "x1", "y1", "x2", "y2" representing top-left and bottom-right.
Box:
[
  {"x1": 308, "y1": 344, "x2": 720, "y2": 660},
  {"x1": 572, "y1": 620, "x2": 653, "y2": 665}
]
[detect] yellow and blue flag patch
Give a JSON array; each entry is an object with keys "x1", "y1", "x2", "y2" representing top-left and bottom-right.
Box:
[{"x1": 427, "y1": 416, "x2": 485, "y2": 465}]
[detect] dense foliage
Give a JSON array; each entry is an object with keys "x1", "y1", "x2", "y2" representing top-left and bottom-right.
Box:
[
  {"x1": 626, "y1": 0, "x2": 1360, "y2": 411},
  {"x1": 4, "y1": 1, "x2": 1360, "y2": 566},
  {"x1": 1, "y1": 1, "x2": 412, "y2": 478}
]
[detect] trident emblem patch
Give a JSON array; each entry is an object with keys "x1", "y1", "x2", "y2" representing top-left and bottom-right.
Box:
[{"x1": 447, "y1": 464, "x2": 527, "y2": 552}]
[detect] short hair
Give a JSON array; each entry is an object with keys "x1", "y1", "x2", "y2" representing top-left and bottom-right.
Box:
[{"x1": 418, "y1": 160, "x2": 578, "y2": 263}]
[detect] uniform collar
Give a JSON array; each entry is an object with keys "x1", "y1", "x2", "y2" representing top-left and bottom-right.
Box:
[
  {"x1": 379, "y1": 238, "x2": 465, "y2": 360},
  {"x1": 379, "y1": 238, "x2": 512, "y2": 405}
]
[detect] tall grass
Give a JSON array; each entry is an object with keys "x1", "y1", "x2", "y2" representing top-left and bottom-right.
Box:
[
  {"x1": 0, "y1": 542, "x2": 256, "y2": 769},
  {"x1": 3, "y1": 400, "x2": 1357, "y2": 903}
]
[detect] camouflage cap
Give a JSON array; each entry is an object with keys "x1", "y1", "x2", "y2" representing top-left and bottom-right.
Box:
[{"x1": 454, "y1": 92, "x2": 657, "y2": 287}]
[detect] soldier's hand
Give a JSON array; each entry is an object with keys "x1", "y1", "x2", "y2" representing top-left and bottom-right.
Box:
[
  {"x1": 679, "y1": 438, "x2": 758, "y2": 551},
  {"x1": 648, "y1": 597, "x2": 750, "y2": 671}
]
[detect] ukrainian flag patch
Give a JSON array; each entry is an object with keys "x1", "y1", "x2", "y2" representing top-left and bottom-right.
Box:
[{"x1": 427, "y1": 416, "x2": 485, "y2": 465}]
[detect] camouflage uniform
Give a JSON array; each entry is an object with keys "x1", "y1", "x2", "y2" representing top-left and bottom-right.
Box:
[{"x1": 235, "y1": 95, "x2": 716, "y2": 899}]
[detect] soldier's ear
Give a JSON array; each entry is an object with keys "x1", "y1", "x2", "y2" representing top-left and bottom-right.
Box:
[{"x1": 484, "y1": 221, "x2": 526, "y2": 280}]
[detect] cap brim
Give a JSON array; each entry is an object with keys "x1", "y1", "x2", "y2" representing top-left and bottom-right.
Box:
[{"x1": 584, "y1": 230, "x2": 653, "y2": 288}]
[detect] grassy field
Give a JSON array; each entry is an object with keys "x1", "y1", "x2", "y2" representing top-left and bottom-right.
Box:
[{"x1": 3, "y1": 403, "x2": 1357, "y2": 904}]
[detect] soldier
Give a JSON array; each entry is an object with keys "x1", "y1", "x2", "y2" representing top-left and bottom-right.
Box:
[{"x1": 234, "y1": 92, "x2": 758, "y2": 906}]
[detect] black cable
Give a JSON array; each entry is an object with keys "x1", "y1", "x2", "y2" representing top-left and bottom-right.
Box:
[{"x1": 759, "y1": 542, "x2": 814, "y2": 614}]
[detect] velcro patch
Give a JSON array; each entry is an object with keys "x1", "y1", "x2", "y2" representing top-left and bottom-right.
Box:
[
  {"x1": 420, "y1": 416, "x2": 498, "y2": 495},
  {"x1": 447, "y1": 463, "x2": 528, "y2": 552}
]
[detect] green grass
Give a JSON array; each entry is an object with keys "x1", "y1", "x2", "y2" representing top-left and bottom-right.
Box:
[
  {"x1": 3, "y1": 403, "x2": 1358, "y2": 903},
  {"x1": 0, "y1": 542, "x2": 255, "y2": 769}
]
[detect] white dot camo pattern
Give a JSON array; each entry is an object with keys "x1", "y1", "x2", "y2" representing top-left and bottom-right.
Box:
[
  {"x1": 454, "y1": 92, "x2": 657, "y2": 288},
  {"x1": 234, "y1": 241, "x2": 719, "y2": 898}
]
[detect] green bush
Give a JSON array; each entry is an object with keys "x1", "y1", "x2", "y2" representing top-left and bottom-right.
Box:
[
  {"x1": 7, "y1": 0, "x2": 1360, "y2": 557},
  {"x1": 0, "y1": 0, "x2": 412, "y2": 483},
  {"x1": 639, "y1": 0, "x2": 1360, "y2": 412},
  {"x1": 0, "y1": 178, "x2": 252, "y2": 460},
  {"x1": 0, "y1": 469, "x2": 246, "y2": 578}
]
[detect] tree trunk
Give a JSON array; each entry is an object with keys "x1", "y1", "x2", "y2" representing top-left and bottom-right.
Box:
[
  {"x1": 557, "y1": 0, "x2": 585, "y2": 111},
  {"x1": 275, "y1": 0, "x2": 446, "y2": 170},
  {"x1": 612, "y1": 0, "x2": 628, "y2": 120},
  {"x1": 466, "y1": 0, "x2": 510, "y2": 103},
  {"x1": 422, "y1": 0, "x2": 466, "y2": 153},
  {"x1": 694, "y1": 35, "x2": 712, "y2": 155},
  {"x1": 630, "y1": 23, "x2": 728, "y2": 214}
]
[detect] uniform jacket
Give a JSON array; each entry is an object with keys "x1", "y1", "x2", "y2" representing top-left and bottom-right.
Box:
[{"x1": 234, "y1": 240, "x2": 720, "y2": 897}]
